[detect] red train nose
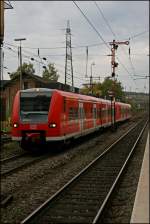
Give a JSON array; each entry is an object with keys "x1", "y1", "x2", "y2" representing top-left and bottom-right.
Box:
[{"x1": 26, "y1": 133, "x2": 41, "y2": 143}]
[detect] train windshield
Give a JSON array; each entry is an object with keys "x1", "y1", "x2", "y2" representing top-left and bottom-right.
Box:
[{"x1": 20, "y1": 91, "x2": 52, "y2": 123}]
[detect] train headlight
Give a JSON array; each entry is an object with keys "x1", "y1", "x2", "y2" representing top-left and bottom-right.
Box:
[
  {"x1": 13, "y1": 123, "x2": 19, "y2": 128},
  {"x1": 49, "y1": 123, "x2": 57, "y2": 128}
]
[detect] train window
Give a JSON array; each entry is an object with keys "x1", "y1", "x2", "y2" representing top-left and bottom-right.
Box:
[
  {"x1": 122, "y1": 107, "x2": 125, "y2": 116},
  {"x1": 83, "y1": 103, "x2": 93, "y2": 119},
  {"x1": 97, "y1": 108, "x2": 100, "y2": 118},
  {"x1": 69, "y1": 108, "x2": 73, "y2": 120},
  {"x1": 101, "y1": 108, "x2": 106, "y2": 119},
  {"x1": 93, "y1": 108, "x2": 97, "y2": 119},
  {"x1": 108, "y1": 107, "x2": 111, "y2": 117},
  {"x1": 63, "y1": 97, "x2": 66, "y2": 112},
  {"x1": 69, "y1": 107, "x2": 79, "y2": 120},
  {"x1": 20, "y1": 91, "x2": 52, "y2": 123}
]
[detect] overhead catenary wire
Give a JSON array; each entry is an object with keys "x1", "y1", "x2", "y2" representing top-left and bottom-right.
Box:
[
  {"x1": 129, "y1": 30, "x2": 149, "y2": 40},
  {"x1": 94, "y1": 1, "x2": 137, "y2": 85},
  {"x1": 4, "y1": 28, "x2": 148, "y2": 50},
  {"x1": 73, "y1": 1, "x2": 138, "y2": 87},
  {"x1": 3, "y1": 2, "x2": 148, "y2": 90},
  {"x1": 128, "y1": 38, "x2": 137, "y2": 77},
  {"x1": 4, "y1": 41, "x2": 108, "y2": 50},
  {"x1": 94, "y1": 1, "x2": 116, "y2": 38},
  {"x1": 4, "y1": 45, "x2": 86, "y2": 83},
  {"x1": 94, "y1": 1, "x2": 148, "y2": 81},
  {"x1": 72, "y1": 1, "x2": 111, "y2": 51},
  {"x1": 4, "y1": 43, "x2": 148, "y2": 57}
]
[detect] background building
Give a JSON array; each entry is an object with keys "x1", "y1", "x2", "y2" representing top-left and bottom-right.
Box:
[{"x1": 0, "y1": 73, "x2": 79, "y2": 132}]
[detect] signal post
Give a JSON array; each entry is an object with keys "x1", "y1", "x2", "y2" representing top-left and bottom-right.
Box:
[{"x1": 109, "y1": 39, "x2": 129, "y2": 129}]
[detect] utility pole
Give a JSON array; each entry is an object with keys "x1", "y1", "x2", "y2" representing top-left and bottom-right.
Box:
[
  {"x1": 65, "y1": 20, "x2": 74, "y2": 92},
  {"x1": 85, "y1": 46, "x2": 88, "y2": 78},
  {"x1": 0, "y1": 1, "x2": 13, "y2": 81},
  {"x1": 0, "y1": 0, "x2": 4, "y2": 81},
  {"x1": 0, "y1": 1, "x2": 13, "y2": 132},
  {"x1": 109, "y1": 39, "x2": 129, "y2": 129},
  {"x1": 14, "y1": 38, "x2": 26, "y2": 90},
  {"x1": 90, "y1": 62, "x2": 95, "y2": 95}
]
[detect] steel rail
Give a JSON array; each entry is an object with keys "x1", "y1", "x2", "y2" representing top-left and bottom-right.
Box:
[
  {"x1": 21, "y1": 119, "x2": 146, "y2": 224},
  {"x1": 1, "y1": 153, "x2": 52, "y2": 178},
  {"x1": 1, "y1": 137, "x2": 12, "y2": 145},
  {"x1": 0, "y1": 152, "x2": 27, "y2": 164},
  {"x1": 92, "y1": 119, "x2": 148, "y2": 223},
  {"x1": 0, "y1": 195, "x2": 13, "y2": 207}
]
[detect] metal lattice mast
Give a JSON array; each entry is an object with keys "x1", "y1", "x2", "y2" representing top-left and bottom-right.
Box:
[{"x1": 65, "y1": 20, "x2": 74, "y2": 91}]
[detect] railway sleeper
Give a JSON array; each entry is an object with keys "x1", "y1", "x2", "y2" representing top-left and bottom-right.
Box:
[{"x1": 37, "y1": 210, "x2": 97, "y2": 223}]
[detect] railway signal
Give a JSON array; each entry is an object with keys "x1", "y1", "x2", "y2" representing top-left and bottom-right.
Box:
[
  {"x1": 108, "y1": 39, "x2": 129, "y2": 129},
  {"x1": 109, "y1": 39, "x2": 129, "y2": 78}
]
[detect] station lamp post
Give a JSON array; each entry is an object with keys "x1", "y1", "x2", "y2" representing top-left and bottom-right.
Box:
[{"x1": 14, "y1": 38, "x2": 26, "y2": 90}]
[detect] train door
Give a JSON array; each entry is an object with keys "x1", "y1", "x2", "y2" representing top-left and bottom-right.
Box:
[
  {"x1": 93, "y1": 103, "x2": 97, "y2": 127},
  {"x1": 105, "y1": 102, "x2": 109, "y2": 124},
  {"x1": 111, "y1": 99, "x2": 115, "y2": 126},
  {"x1": 79, "y1": 102, "x2": 84, "y2": 133},
  {"x1": 99, "y1": 102, "x2": 102, "y2": 127}
]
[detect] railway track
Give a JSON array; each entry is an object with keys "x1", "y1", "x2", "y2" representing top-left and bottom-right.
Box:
[
  {"x1": 21, "y1": 118, "x2": 148, "y2": 224},
  {"x1": 0, "y1": 120, "x2": 134, "y2": 178},
  {"x1": 1, "y1": 135, "x2": 12, "y2": 145},
  {"x1": 1, "y1": 152, "x2": 51, "y2": 178},
  {"x1": 0, "y1": 152, "x2": 27, "y2": 164}
]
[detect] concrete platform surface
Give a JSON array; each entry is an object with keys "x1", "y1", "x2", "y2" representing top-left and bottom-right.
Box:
[{"x1": 130, "y1": 133, "x2": 149, "y2": 223}]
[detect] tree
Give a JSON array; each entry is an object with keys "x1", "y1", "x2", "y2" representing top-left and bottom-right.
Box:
[
  {"x1": 80, "y1": 82, "x2": 102, "y2": 97},
  {"x1": 80, "y1": 77, "x2": 125, "y2": 101},
  {"x1": 101, "y1": 77, "x2": 125, "y2": 101},
  {"x1": 42, "y1": 63, "x2": 59, "y2": 81},
  {"x1": 9, "y1": 62, "x2": 35, "y2": 79}
]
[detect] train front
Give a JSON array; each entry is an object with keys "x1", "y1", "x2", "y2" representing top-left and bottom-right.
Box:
[{"x1": 11, "y1": 88, "x2": 55, "y2": 151}]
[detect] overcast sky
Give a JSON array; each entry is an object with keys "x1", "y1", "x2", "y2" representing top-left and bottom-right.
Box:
[{"x1": 3, "y1": 1, "x2": 149, "y2": 93}]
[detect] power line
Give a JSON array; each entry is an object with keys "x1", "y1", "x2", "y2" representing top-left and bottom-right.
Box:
[
  {"x1": 4, "y1": 46, "x2": 46, "y2": 66},
  {"x1": 72, "y1": 1, "x2": 111, "y2": 51},
  {"x1": 4, "y1": 41, "x2": 107, "y2": 50},
  {"x1": 94, "y1": 1, "x2": 137, "y2": 85},
  {"x1": 73, "y1": 42, "x2": 107, "y2": 48},
  {"x1": 94, "y1": 1, "x2": 116, "y2": 38},
  {"x1": 128, "y1": 39, "x2": 137, "y2": 77},
  {"x1": 4, "y1": 45, "x2": 86, "y2": 82},
  {"x1": 4, "y1": 42, "x2": 66, "y2": 50},
  {"x1": 4, "y1": 29, "x2": 148, "y2": 50},
  {"x1": 129, "y1": 30, "x2": 149, "y2": 40},
  {"x1": 73, "y1": 2, "x2": 130, "y2": 70}
]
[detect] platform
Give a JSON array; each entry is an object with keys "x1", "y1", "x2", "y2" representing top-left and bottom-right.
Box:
[{"x1": 130, "y1": 133, "x2": 149, "y2": 223}]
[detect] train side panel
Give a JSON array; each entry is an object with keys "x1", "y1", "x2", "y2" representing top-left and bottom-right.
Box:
[
  {"x1": 61, "y1": 96, "x2": 80, "y2": 136},
  {"x1": 11, "y1": 88, "x2": 132, "y2": 150},
  {"x1": 11, "y1": 91, "x2": 21, "y2": 140}
]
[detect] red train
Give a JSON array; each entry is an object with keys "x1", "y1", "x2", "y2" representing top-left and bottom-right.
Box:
[{"x1": 11, "y1": 88, "x2": 131, "y2": 150}]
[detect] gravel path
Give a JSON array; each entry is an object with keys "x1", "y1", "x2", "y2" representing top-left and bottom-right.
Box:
[{"x1": 0, "y1": 113, "x2": 146, "y2": 223}]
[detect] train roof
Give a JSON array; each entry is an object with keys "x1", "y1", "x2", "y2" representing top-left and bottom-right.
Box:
[
  {"x1": 55, "y1": 89, "x2": 131, "y2": 107},
  {"x1": 20, "y1": 88, "x2": 131, "y2": 107},
  {"x1": 20, "y1": 88, "x2": 53, "y2": 92},
  {"x1": 55, "y1": 89, "x2": 110, "y2": 103}
]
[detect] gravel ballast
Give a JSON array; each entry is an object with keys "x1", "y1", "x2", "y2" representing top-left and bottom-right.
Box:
[{"x1": 0, "y1": 113, "x2": 147, "y2": 223}]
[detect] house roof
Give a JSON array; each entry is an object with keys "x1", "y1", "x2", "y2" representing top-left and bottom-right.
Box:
[
  {"x1": 0, "y1": 73, "x2": 79, "y2": 93},
  {"x1": 0, "y1": 73, "x2": 56, "y2": 88}
]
